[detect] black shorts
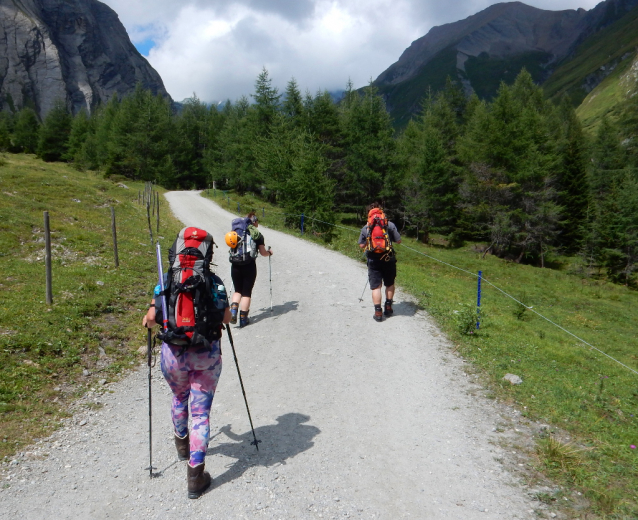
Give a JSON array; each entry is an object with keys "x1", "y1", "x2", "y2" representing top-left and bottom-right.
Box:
[
  {"x1": 231, "y1": 261, "x2": 257, "y2": 297},
  {"x1": 367, "y1": 256, "x2": 397, "y2": 290}
]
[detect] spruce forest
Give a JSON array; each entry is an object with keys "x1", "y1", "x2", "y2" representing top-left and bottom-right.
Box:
[{"x1": 2, "y1": 68, "x2": 638, "y2": 285}]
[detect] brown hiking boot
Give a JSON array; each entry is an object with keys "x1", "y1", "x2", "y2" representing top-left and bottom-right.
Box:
[
  {"x1": 373, "y1": 308, "x2": 383, "y2": 322},
  {"x1": 384, "y1": 300, "x2": 393, "y2": 317},
  {"x1": 175, "y1": 433, "x2": 189, "y2": 461},
  {"x1": 187, "y1": 462, "x2": 211, "y2": 499}
]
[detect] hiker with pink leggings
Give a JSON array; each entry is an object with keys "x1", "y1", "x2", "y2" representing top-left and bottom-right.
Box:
[{"x1": 143, "y1": 226, "x2": 231, "y2": 499}]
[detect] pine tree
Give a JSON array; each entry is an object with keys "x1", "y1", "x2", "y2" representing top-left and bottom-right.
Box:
[
  {"x1": 64, "y1": 110, "x2": 91, "y2": 163},
  {"x1": 251, "y1": 67, "x2": 281, "y2": 137},
  {"x1": 172, "y1": 95, "x2": 209, "y2": 187},
  {"x1": 37, "y1": 100, "x2": 72, "y2": 162},
  {"x1": 282, "y1": 78, "x2": 304, "y2": 123},
  {"x1": 555, "y1": 98, "x2": 590, "y2": 253},
  {"x1": 12, "y1": 108, "x2": 39, "y2": 153},
  {"x1": 0, "y1": 112, "x2": 15, "y2": 152},
  {"x1": 339, "y1": 82, "x2": 395, "y2": 213},
  {"x1": 590, "y1": 116, "x2": 625, "y2": 198}
]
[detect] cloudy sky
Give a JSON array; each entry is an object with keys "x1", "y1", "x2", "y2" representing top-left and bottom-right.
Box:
[{"x1": 101, "y1": 0, "x2": 603, "y2": 103}]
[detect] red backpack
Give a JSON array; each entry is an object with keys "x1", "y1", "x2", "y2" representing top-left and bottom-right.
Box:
[
  {"x1": 158, "y1": 227, "x2": 223, "y2": 348},
  {"x1": 365, "y1": 208, "x2": 393, "y2": 255}
]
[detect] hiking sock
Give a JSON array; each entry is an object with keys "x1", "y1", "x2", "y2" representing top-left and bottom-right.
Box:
[
  {"x1": 384, "y1": 299, "x2": 394, "y2": 316},
  {"x1": 373, "y1": 304, "x2": 383, "y2": 322},
  {"x1": 230, "y1": 302, "x2": 239, "y2": 324},
  {"x1": 239, "y1": 310, "x2": 250, "y2": 327}
]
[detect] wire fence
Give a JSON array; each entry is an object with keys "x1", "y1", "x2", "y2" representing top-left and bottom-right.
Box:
[{"x1": 205, "y1": 190, "x2": 638, "y2": 378}]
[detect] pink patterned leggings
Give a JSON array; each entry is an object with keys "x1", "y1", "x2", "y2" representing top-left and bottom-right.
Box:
[{"x1": 160, "y1": 341, "x2": 222, "y2": 466}]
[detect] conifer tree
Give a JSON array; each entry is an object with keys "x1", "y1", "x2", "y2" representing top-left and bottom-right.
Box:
[
  {"x1": 555, "y1": 98, "x2": 590, "y2": 253},
  {"x1": 172, "y1": 95, "x2": 209, "y2": 187},
  {"x1": 12, "y1": 108, "x2": 39, "y2": 153},
  {"x1": 65, "y1": 109, "x2": 91, "y2": 163},
  {"x1": 282, "y1": 78, "x2": 304, "y2": 123},
  {"x1": 339, "y1": 82, "x2": 395, "y2": 213},
  {"x1": 251, "y1": 67, "x2": 281, "y2": 137},
  {"x1": 37, "y1": 100, "x2": 72, "y2": 162},
  {"x1": 0, "y1": 112, "x2": 12, "y2": 152}
]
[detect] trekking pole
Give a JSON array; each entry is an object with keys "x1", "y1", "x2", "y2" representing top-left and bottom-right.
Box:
[
  {"x1": 358, "y1": 277, "x2": 368, "y2": 302},
  {"x1": 225, "y1": 326, "x2": 261, "y2": 450},
  {"x1": 268, "y1": 246, "x2": 273, "y2": 313},
  {"x1": 146, "y1": 327, "x2": 155, "y2": 478},
  {"x1": 156, "y1": 244, "x2": 169, "y2": 331}
]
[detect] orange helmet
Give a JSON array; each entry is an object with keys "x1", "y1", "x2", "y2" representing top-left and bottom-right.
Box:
[{"x1": 225, "y1": 231, "x2": 239, "y2": 248}]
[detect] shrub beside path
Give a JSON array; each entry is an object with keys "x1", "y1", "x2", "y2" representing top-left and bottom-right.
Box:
[{"x1": 0, "y1": 191, "x2": 545, "y2": 519}]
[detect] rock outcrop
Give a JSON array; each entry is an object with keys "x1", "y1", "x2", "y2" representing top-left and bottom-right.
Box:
[{"x1": 0, "y1": 0, "x2": 169, "y2": 118}]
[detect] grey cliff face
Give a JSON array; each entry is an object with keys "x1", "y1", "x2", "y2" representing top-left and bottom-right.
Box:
[{"x1": 0, "y1": 0, "x2": 169, "y2": 118}]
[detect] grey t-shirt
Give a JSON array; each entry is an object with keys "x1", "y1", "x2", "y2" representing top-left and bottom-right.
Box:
[{"x1": 358, "y1": 221, "x2": 401, "y2": 246}]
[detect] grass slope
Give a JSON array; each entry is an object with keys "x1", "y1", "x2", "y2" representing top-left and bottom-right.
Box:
[
  {"x1": 208, "y1": 189, "x2": 638, "y2": 518},
  {"x1": 576, "y1": 53, "x2": 638, "y2": 132},
  {"x1": 0, "y1": 154, "x2": 183, "y2": 459},
  {"x1": 543, "y1": 6, "x2": 638, "y2": 107}
]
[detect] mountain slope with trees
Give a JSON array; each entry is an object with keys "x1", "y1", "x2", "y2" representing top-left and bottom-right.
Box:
[{"x1": 373, "y1": 0, "x2": 638, "y2": 127}]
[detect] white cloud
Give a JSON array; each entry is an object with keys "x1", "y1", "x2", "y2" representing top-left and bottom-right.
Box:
[{"x1": 100, "y1": 0, "x2": 605, "y2": 102}]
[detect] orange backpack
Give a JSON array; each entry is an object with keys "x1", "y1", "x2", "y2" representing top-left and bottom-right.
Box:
[{"x1": 365, "y1": 208, "x2": 393, "y2": 255}]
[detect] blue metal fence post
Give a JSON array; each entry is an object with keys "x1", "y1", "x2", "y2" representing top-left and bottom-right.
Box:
[
  {"x1": 301, "y1": 213, "x2": 305, "y2": 235},
  {"x1": 476, "y1": 270, "x2": 482, "y2": 330}
]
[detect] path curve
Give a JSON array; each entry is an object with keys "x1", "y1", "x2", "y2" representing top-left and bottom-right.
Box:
[{"x1": 0, "y1": 191, "x2": 540, "y2": 519}]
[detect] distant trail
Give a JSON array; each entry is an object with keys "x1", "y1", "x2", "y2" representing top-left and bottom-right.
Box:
[{"x1": 0, "y1": 191, "x2": 542, "y2": 519}]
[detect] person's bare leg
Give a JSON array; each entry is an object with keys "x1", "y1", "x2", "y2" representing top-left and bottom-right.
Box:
[
  {"x1": 371, "y1": 287, "x2": 382, "y2": 306},
  {"x1": 240, "y1": 296, "x2": 251, "y2": 312},
  {"x1": 385, "y1": 285, "x2": 395, "y2": 302},
  {"x1": 232, "y1": 292, "x2": 242, "y2": 305}
]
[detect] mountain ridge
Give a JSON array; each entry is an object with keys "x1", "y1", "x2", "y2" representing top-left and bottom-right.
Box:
[{"x1": 373, "y1": 0, "x2": 638, "y2": 126}]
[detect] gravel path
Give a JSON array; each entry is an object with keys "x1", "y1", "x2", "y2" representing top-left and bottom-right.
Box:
[{"x1": 0, "y1": 191, "x2": 545, "y2": 519}]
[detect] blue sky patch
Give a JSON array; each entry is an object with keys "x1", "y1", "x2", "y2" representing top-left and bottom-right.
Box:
[{"x1": 134, "y1": 38, "x2": 155, "y2": 57}]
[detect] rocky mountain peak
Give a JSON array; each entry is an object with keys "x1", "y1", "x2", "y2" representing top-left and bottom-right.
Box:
[{"x1": 0, "y1": 0, "x2": 169, "y2": 119}]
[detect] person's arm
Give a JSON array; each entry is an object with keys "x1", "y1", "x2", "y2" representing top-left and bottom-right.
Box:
[
  {"x1": 142, "y1": 299, "x2": 157, "y2": 328},
  {"x1": 258, "y1": 244, "x2": 272, "y2": 256},
  {"x1": 358, "y1": 227, "x2": 367, "y2": 249},
  {"x1": 223, "y1": 307, "x2": 231, "y2": 324},
  {"x1": 390, "y1": 223, "x2": 402, "y2": 244}
]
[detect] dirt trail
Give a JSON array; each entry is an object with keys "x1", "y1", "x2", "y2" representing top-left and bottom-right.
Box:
[{"x1": 0, "y1": 191, "x2": 544, "y2": 519}]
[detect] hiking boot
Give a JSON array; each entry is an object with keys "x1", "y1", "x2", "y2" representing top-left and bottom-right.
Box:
[
  {"x1": 373, "y1": 308, "x2": 383, "y2": 322},
  {"x1": 187, "y1": 462, "x2": 211, "y2": 499},
  {"x1": 239, "y1": 310, "x2": 250, "y2": 328},
  {"x1": 175, "y1": 433, "x2": 189, "y2": 461},
  {"x1": 384, "y1": 300, "x2": 393, "y2": 317},
  {"x1": 230, "y1": 303, "x2": 239, "y2": 325}
]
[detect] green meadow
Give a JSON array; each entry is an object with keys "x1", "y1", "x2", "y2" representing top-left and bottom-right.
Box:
[{"x1": 0, "y1": 154, "x2": 182, "y2": 459}]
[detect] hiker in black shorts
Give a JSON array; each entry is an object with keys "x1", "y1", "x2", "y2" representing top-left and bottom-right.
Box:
[
  {"x1": 229, "y1": 211, "x2": 272, "y2": 327},
  {"x1": 358, "y1": 202, "x2": 401, "y2": 322}
]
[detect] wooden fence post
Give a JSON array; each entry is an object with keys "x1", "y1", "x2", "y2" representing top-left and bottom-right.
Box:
[
  {"x1": 156, "y1": 195, "x2": 160, "y2": 234},
  {"x1": 111, "y1": 206, "x2": 119, "y2": 268},
  {"x1": 146, "y1": 202, "x2": 154, "y2": 246},
  {"x1": 44, "y1": 211, "x2": 53, "y2": 305}
]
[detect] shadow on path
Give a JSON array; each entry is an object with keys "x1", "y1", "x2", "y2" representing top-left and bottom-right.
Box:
[
  {"x1": 249, "y1": 301, "x2": 299, "y2": 324},
  {"x1": 392, "y1": 301, "x2": 419, "y2": 317},
  {"x1": 204, "y1": 413, "x2": 319, "y2": 492}
]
